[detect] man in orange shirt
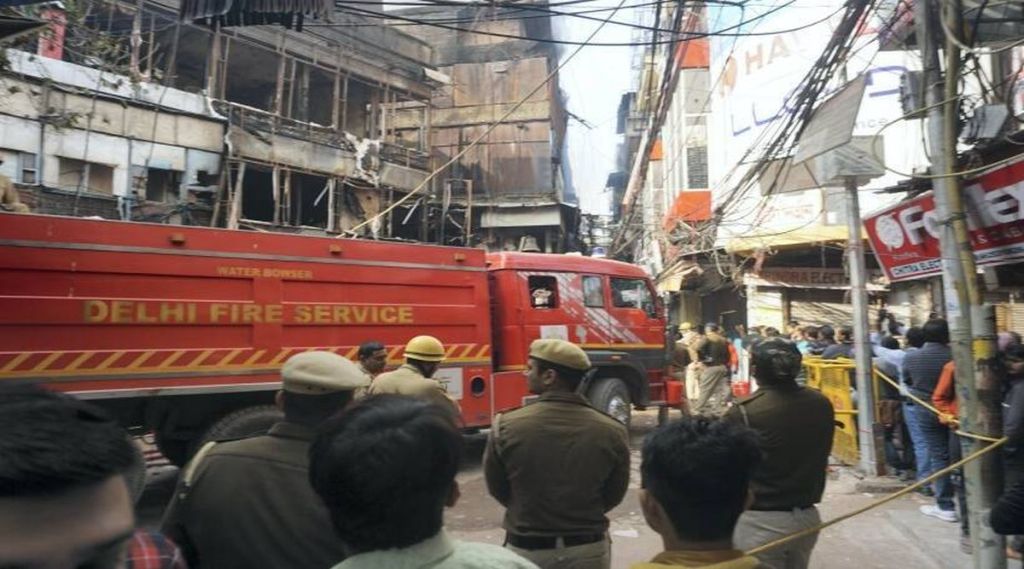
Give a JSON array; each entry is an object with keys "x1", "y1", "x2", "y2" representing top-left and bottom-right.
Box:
[
  {"x1": 932, "y1": 362, "x2": 958, "y2": 425},
  {"x1": 931, "y1": 361, "x2": 969, "y2": 551}
]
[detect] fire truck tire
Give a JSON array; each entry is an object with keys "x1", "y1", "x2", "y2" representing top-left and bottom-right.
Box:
[
  {"x1": 588, "y1": 378, "x2": 631, "y2": 427},
  {"x1": 198, "y1": 405, "x2": 283, "y2": 448}
]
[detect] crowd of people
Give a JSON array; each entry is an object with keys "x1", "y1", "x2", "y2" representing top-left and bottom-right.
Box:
[
  {"x1": 2, "y1": 320, "x2": 1021, "y2": 569},
  {"x1": 674, "y1": 313, "x2": 1024, "y2": 559},
  {"x1": 2, "y1": 333, "x2": 839, "y2": 569}
]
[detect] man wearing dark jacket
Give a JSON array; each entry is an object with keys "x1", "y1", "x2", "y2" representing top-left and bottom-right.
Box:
[
  {"x1": 691, "y1": 323, "x2": 733, "y2": 416},
  {"x1": 162, "y1": 351, "x2": 367, "y2": 569},
  {"x1": 821, "y1": 326, "x2": 854, "y2": 360},
  {"x1": 1001, "y1": 343, "x2": 1024, "y2": 562},
  {"x1": 902, "y1": 319, "x2": 956, "y2": 522},
  {"x1": 992, "y1": 480, "x2": 1024, "y2": 535},
  {"x1": 1003, "y1": 344, "x2": 1024, "y2": 489},
  {"x1": 726, "y1": 338, "x2": 834, "y2": 569}
]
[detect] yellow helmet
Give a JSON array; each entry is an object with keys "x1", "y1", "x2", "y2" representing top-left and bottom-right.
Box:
[{"x1": 404, "y1": 335, "x2": 446, "y2": 362}]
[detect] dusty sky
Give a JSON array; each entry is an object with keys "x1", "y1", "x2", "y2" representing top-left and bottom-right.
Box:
[{"x1": 557, "y1": 1, "x2": 641, "y2": 215}]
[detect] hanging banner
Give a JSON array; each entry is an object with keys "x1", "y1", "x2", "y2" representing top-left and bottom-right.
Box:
[{"x1": 864, "y1": 155, "x2": 1024, "y2": 282}]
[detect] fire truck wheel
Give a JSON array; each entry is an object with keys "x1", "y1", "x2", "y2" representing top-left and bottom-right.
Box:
[
  {"x1": 588, "y1": 378, "x2": 631, "y2": 427},
  {"x1": 199, "y1": 405, "x2": 284, "y2": 448}
]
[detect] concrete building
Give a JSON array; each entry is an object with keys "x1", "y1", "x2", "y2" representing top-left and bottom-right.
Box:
[
  {"x1": 0, "y1": 48, "x2": 225, "y2": 220},
  {"x1": 2, "y1": 0, "x2": 437, "y2": 238},
  {"x1": 611, "y1": 1, "x2": 940, "y2": 333},
  {"x1": 608, "y1": 5, "x2": 718, "y2": 329}
]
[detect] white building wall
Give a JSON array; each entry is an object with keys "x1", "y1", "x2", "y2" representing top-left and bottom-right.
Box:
[
  {"x1": 706, "y1": 1, "x2": 930, "y2": 247},
  {"x1": 0, "y1": 52, "x2": 225, "y2": 200}
]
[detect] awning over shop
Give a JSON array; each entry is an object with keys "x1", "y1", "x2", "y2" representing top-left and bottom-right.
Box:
[
  {"x1": 655, "y1": 259, "x2": 703, "y2": 293},
  {"x1": 663, "y1": 190, "x2": 711, "y2": 228},
  {"x1": 726, "y1": 225, "x2": 850, "y2": 255}
]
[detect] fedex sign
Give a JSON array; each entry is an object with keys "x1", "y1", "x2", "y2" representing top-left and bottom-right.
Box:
[{"x1": 865, "y1": 156, "x2": 1024, "y2": 282}]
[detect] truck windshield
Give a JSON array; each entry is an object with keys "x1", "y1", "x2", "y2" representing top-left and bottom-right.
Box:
[{"x1": 610, "y1": 278, "x2": 652, "y2": 311}]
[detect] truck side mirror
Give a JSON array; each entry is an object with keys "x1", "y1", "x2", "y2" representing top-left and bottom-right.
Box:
[{"x1": 646, "y1": 297, "x2": 663, "y2": 319}]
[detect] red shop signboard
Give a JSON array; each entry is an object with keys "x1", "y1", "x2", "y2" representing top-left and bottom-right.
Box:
[{"x1": 864, "y1": 155, "x2": 1024, "y2": 282}]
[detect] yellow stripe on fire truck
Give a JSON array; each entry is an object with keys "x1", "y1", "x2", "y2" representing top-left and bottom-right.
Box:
[{"x1": 0, "y1": 344, "x2": 492, "y2": 380}]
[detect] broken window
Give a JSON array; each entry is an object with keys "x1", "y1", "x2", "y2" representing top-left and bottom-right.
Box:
[
  {"x1": 344, "y1": 79, "x2": 374, "y2": 138},
  {"x1": 0, "y1": 150, "x2": 36, "y2": 184},
  {"x1": 68, "y1": 0, "x2": 133, "y2": 68},
  {"x1": 58, "y1": 158, "x2": 114, "y2": 195},
  {"x1": 290, "y1": 172, "x2": 330, "y2": 227},
  {"x1": 171, "y1": 26, "x2": 212, "y2": 92},
  {"x1": 145, "y1": 169, "x2": 181, "y2": 203},
  {"x1": 528, "y1": 275, "x2": 558, "y2": 309},
  {"x1": 240, "y1": 165, "x2": 275, "y2": 222},
  {"x1": 305, "y1": 65, "x2": 335, "y2": 126},
  {"x1": 239, "y1": 166, "x2": 332, "y2": 228},
  {"x1": 224, "y1": 40, "x2": 279, "y2": 112},
  {"x1": 136, "y1": 11, "x2": 180, "y2": 82},
  {"x1": 19, "y1": 152, "x2": 37, "y2": 185}
]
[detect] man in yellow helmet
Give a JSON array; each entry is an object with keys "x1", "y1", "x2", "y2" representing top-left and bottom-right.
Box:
[{"x1": 368, "y1": 335, "x2": 459, "y2": 413}]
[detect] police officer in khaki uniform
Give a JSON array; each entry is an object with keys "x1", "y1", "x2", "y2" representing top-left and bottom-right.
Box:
[
  {"x1": 368, "y1": 335, "x2": 459, "y2": 413},
  {"x1": 161, "y1": 351, "x2": 367, "y2": 569},
  {"x1": 725, "y1": 337, "x2": 834, "y2": 569},
  {"x1": 484, "y1": 339, "x2": 631, "y2": 569},
  {"x1": 691, "y1": 322, "x2": 733, "y2": 416}
]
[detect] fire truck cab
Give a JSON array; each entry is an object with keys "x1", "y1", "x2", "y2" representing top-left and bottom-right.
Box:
[
  {"x1": 487, "y1": 252, "x2": 668, "y2": 425},
  {"x1": 0, "y1": 213, "x2": 670, "y2": 464}
]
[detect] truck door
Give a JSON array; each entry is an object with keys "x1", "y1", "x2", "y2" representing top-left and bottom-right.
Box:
[
  {"x1": 607, "y1": 277, "x2": 664, "y2": 371},
  {"x1": 529, "y1": 272, "x2": 621, "y2": 348}
]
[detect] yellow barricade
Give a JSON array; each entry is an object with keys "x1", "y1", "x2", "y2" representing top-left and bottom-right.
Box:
[
  {"x1": 802, "y1": 359, "x2": 858, "y2": 465},
  {"x1": 802, "y1": 356, "x2": 824, "y2": 389}
]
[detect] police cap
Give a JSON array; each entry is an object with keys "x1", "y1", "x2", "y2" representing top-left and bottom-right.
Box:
[
  {"x1": 528, "y1": 339, "x2": 591, "y2": 371},
  {"x1": 281, "y1": 351, "x2": 369, "y2": 394}
]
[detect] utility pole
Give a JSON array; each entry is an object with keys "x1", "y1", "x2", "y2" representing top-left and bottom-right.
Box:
[
  {"x1": 914, "y1": 0, "x2": 1004, "y2": 566},
  {"x1": 845, "y1": 176, "x2": 883, "y2": 476}
]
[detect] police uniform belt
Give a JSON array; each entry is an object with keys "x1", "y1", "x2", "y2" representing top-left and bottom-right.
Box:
[
  {"x1": 505, "y1": 533, "x2": 605, "y2": 550},
  {"x1": 751, "y1": 505, "x2": 815, "y2": 512}
]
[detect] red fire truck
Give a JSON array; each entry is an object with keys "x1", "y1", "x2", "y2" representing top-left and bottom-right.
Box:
[{"x1": 0, "y1": 213, "x2": 671, "y2": 463}]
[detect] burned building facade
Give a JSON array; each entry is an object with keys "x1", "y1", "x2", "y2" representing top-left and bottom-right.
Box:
[
  {"x1": 1, "y1": 0, "x2": 436, "y2": 238},
  {"x1": 389, "y1": 3, "x2": 579, "y2": 252}
]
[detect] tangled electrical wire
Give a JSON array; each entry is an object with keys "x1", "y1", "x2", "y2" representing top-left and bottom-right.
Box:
[
  {"x1": 322, "y1": 0, "x2": 847, "y2": 46},
  {"x1": 610, "y1": 0, "x2": 881, "y2": 283}
]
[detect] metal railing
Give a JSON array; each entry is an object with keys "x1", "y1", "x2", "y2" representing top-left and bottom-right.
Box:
[{"x1": 215, "y1": 101, "x2": 430, "y2": 171}]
